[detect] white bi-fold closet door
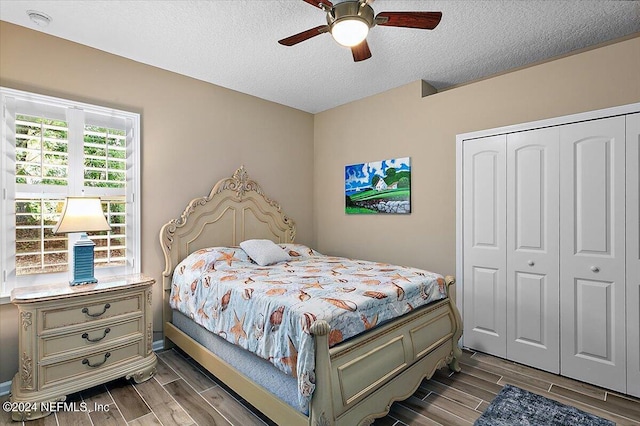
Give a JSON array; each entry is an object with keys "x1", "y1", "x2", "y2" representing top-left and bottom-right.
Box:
[
  {"x1": 506, "y1": 127, "x2": 560, "y2": 374},
  {"x1": 559, "y1": 117, "x2": 626, "y2": 391},
  {"x1": 463, "y1": 128, "x2": 560, "y2": 374},
  {"x1": 461, "y1": 107, "x2": 639, "y2": 395},
  {"x1": 462, "y1": 134, "x2": 508, "y2": 358}
]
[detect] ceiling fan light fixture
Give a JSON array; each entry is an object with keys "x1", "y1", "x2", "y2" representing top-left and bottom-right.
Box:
[
  {"x1": 279, "y1": 0, "x2": 443, "y2": 62},
  {"x1": 331, "y1": 18, "x2": 369, "y2": 47}
]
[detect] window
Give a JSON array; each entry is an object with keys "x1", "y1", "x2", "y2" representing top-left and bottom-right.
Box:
[{"x1": 1, "y1": 88, "x2": 140, "y2": 301}]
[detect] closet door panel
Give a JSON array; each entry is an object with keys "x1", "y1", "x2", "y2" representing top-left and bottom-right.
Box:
[
  {"x1": 513, "y1": 272, "x2": 546, "y2": 340},
  {"x1": 627, "y1": 113, "x2": 640, "y2": 398},
  {"x1": 575, "y1": 279, "x2": 613, "y2": 358},
  {"x1": 506, "y1": 128, "x2": 560, "y2": 373},
  {"x1": 463, "y1": 135, "x2": 507, "y2": 357},
  {"x1": 560, "y1": 116, "x2": 626, "y2": 393}
]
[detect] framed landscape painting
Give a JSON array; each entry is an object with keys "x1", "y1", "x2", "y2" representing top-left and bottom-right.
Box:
[{"x1": 345, "y1": 157, "x2": 411, "y2": 214}]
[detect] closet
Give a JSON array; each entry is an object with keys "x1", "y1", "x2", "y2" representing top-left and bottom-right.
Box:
[{"x1": 458, "y1": 104, "x2": 639, "y2": 397}]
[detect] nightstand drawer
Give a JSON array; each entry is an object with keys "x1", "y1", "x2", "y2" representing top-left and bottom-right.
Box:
[
  {"x1": 41, "y1": 340, "x2": 143, "y2": 388},
  {"x1": 42, "y1": 293, "x2": 143, "y2": 331},
  {"x1": 41, "y1": 317, "x2": 143, "y2": 359}
]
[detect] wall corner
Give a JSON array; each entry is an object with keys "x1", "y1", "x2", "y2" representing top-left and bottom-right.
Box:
[{"x1": 421, "y1": 80, "x2": 438, "y2": 97}]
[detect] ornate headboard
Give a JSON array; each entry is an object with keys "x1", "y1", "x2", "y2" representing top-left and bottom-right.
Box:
[{"x1": 159, "y1": 166, "x2": 296, "y2": 322}]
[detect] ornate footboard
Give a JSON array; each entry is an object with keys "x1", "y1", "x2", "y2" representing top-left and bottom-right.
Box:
[{"x1": 310, "y1": 276, "x2": 462, "y2": 426}]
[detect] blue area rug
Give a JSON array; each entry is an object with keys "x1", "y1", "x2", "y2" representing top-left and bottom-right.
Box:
[{"x1": 474, "y1": 384, "x2": 614, "y2": 426}]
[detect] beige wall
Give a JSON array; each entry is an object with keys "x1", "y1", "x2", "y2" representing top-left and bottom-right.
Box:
[
  {"x1": 314, "y1": 35, "x2": 640, "y2": 275},
  {"x1": 0, "y1": 22, "x2": 315, "y2": 384},
  {"x1": 1, "y1": 20, "x2": 638, "y2": 387}
]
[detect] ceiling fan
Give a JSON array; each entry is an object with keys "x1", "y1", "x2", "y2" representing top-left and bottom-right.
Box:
[{"x1": 278, "y1": 0, "x2": 442, "y2": 62}]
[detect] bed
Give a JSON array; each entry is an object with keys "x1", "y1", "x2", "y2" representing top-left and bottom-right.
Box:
[{"x1": 160, "y1": 166, "x2": 462, "y2": 426}]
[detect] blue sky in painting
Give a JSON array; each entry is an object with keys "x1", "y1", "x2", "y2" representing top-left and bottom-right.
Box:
[{"x1": 345, "y1": 157, "x2": 410, "y2": 195}]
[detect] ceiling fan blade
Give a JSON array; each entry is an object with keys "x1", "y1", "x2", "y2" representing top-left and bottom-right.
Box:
[
  {"x1": 375, "y1": 11, "x2": 442, "y2": 30},
  {"x1": 351, "y1": 40, "x2": 372, "y2": 62},
  {"x1": 303, "y1": 0, "x2": 333, "y2": 9},
  {"x1": 278, "y1": 25, "x2": 330, "y2": 46}
]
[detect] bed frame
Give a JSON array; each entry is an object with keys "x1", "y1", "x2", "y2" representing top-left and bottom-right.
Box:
[{"x1": 160, "y1": 166, "x2": 462, "y2": 426}]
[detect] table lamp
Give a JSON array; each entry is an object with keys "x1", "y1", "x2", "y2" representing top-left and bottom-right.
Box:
[{"x1": 52, "y1": 196, "x2": 112, "y2": 285}]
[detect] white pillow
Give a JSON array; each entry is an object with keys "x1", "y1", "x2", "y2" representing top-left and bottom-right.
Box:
[{"x1": 240, "y1": 239, "x2": 291, "y2": 266}]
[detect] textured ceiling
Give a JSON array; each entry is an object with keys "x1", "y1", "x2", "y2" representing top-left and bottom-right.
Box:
[{"x1": 1, "y1": 1, "x2": 638, "y2": 113}]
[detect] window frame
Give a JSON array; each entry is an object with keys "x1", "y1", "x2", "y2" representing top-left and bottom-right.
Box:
[{"x1": 1, "y1": 87, "x2": 141, "y2": 303}]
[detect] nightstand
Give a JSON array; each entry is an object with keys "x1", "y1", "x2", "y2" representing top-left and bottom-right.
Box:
[{"x1": 9, "y1": 274, "x2": 157, "y2": 421}]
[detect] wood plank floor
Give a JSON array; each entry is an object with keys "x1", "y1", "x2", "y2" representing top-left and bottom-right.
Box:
[{"x1": 2, "y1": 348, "x2": 639, "y2": 425}]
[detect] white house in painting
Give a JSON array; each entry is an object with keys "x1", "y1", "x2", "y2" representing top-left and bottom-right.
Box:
[{"x1": 375, "y1": 179, "x2": 398, "y2": 191}]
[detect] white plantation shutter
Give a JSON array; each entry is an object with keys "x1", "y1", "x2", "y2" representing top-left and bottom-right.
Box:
[
  {"x1": 0, "y1": 88, "x2": 140, "y2": 299},
  {"x1": 82, "y1": 114, "x2": 129, "y2": 270},
  {"x1": 83, "y1": 111, "x2": 127, "y2": 192},
  {"x1": 15, "y1": 197, "x2": 67, "y2": 275},
  {"x1": 15, "y1": 113, "x2": 69, "y2": 189},
  {"x1": 12, "y1": 111, "x2": 70, "y2": 277}
]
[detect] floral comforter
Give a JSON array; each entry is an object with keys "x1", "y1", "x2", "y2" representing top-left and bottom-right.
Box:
[{"x1": 169, "y1": 244, "x2": 448, "y2": 410}]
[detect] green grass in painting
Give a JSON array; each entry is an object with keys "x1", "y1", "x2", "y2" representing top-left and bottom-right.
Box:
[
  {"x1": 345, "y1": 206, "x2": 378, "y2": 214},
  {"x1": 349, "y1": 188, "x2": 410, "y2": 202}
]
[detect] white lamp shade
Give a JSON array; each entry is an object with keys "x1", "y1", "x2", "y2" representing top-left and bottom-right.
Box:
[
  {"x1": 52, "y1": 197, "x2": 111, "y2": 234},
  {"x1": 331, "y1": 18, "x2": 369, "y2": 47}
]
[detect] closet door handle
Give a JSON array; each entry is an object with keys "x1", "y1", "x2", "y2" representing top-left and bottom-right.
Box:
[
  {"x1": 527, "y1": 260, "x2": 535, "y2": 266},
  {"x1": 591, "y1": 266, "x2": 600, "y2": 273}
]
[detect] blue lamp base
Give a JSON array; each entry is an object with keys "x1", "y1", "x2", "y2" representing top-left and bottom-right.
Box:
[{"x1": 70, "y1": 233, "x2": 98, "y2": 286}]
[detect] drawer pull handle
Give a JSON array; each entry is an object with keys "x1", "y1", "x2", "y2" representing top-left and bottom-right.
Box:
[
  {"x1": 591, "y1": 266, "x2": 600, "y2": 273},
  {"x1": 82, "y1": 328, "x2": 111, "y2": 342},
  {"x1": 82, "y1": 352, "x2": 111, "y2": 368},
  {"x1": 82, "y1": 303, "x2": 111, "y2": 317}
]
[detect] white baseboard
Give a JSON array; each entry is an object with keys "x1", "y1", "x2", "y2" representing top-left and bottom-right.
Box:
[
  {"x1": 0, "y1": 380, "x2": 11, "y2": 397},
  {"x1": 153, "y1": 339, "x2": 164, "y2": 352}
]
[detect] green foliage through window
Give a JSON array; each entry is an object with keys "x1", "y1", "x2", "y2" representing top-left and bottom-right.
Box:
[
  {"x1": 84, "y1": 125, "x2": 126, "y2": 188},
  {"x1": 15, "y1": 115, "x2": 69, "y2": 186}
]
